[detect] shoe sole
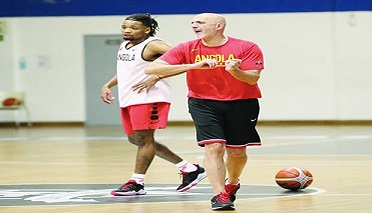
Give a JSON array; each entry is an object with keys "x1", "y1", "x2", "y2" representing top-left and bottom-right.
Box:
[
  {"x1": 111, "y1": 190, "x2": 147, "y2": 196},
  {"x1": 177, "y1": 171, "x2": 207, "y2": 192},
  {"x1": 211, "y1": 204, "x2": 235, "y2": 211}
]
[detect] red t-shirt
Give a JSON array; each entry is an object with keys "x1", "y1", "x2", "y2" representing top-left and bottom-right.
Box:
[{"x1": 159, "y1": 37, "x2": 264, "y2": 100}]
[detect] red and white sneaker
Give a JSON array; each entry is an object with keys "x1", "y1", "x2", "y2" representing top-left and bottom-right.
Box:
[
  {"x1": 211, "y1": 191, "x2": 234, "y2": 210},
  {"x1": 111, "y1": 180, "x2": 147, "y2": 196},
  {"x1": 177, "y1": 164, "x2": 207, "y2": 192},
  {"x1": 225, "y1": 182, "x2": 241, "y2": 202}
]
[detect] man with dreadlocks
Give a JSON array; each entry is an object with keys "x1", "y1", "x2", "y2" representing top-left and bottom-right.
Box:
[{"x1": 101, "y1": 13, "x2": 206, "y2": 196}]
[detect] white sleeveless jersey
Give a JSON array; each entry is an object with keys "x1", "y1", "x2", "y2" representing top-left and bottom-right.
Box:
[{"x1": 116, "y1": 37, "x2": 172, "y2": 108}]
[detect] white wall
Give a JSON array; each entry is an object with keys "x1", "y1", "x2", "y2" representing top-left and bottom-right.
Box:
[{"x1": 0, "y1": 12, "x2": 371, "y2": 123}]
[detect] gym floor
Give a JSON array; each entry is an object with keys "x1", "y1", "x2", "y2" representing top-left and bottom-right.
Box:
[{"x1": 0, "y1": 124, "x2": 371, "y2": 212}]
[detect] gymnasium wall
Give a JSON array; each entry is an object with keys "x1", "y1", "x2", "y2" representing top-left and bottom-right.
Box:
[{"x1": 0, "y1": 0, "x2": 371, "y2": 123}]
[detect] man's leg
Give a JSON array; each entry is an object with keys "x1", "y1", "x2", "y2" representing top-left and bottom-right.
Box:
[
  {"x1": 132, "y1": 129, "x2": 156, "y2": 174},
  {"x1": 225, "y1": 147, "x2": 247, "y2": 202},
  {"x1": 128, "y1": 132, "x2": 182, "y2": 164},
  {"x1": 127, "y1": 131, "x2": 206, "y2": 192},
  {"x1": 205, "y1": 142, "x2": 234, "y2": 210},
  {"x1": 225, "y1": 147, "x2": 247, "y2": 184},
  {"x1": 111, "y1": 129, "x2": 155, "y2": 196},
  {"x1": 204, "y1": 142, "x2": 226, "y2": 194},
  {"x1": 154, "y1": 141, "x2": 183, "y2": 163}
]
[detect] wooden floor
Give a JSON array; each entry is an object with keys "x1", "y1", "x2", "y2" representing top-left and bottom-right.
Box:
[{"x1": 0, "y1": 124, "x2": 372, "y2": 213}]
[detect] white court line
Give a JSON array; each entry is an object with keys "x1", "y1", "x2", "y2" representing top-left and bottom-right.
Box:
[
  {"x1": 1, "y1": 135, "x2": 372, "y2": 142},
  {"x1": 0, "y1": 161, "x2": 134, "y2": 166},
  {"x1": 316, "y1": 194, "x2": 372, "y2": 196},
  {"x1": 0, "y1": 136, "x2": 128, "y2": 142},
  {"x1": 2, "y1": 158, "x2": 371, "y2": 166},
  {"x1": 264, "y1": 135, "x2": 331, "y2": 140}
]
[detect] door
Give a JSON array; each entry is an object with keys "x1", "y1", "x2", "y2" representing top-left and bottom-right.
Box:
[{"x1": 84, "y1": 35, "x2": 122, "y2": 126}]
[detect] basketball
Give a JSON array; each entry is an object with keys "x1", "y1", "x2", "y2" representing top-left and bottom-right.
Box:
[
  {"x1": 2, "y1": 97, "x2": 21, "y2": 107},
  {"x1": 275, "y1": 167, "x2": 313, "y2": 191}
]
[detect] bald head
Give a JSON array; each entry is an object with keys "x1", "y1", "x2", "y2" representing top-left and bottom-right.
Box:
[
  {"x1": 196, "y1": 13, "x2": 226, "y2": 25},
  {"x1": 192, "y1": 13, "x2": 227, "y2": 34}
]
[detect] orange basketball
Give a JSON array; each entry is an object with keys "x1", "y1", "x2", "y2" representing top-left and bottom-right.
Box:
[
  {"x1": 275, "y1": 167, "x2": 313, "y2": 191},
  {"x1": 2, "y1": 97, "x2": 21, "y2": 107}
]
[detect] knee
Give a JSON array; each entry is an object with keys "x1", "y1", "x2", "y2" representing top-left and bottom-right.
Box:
[
  {"x1": 135, "y1": 131, "x2": 155, "y2": 147},
  {"x1": 205, "y1": 143, "x2": 225, "y2": 157},
  {"x1": 134, "y1": 134, "x2": 148, "y2": 146},
  {"x1": 127, "y1": 134, "x2": 148, "y2": 146},
  {"x1": 127, "y1": 135, "x2": 137, "y2": 145},
  {"x1": 227, "y1": 148, "x2": 247, "y2": 158}
]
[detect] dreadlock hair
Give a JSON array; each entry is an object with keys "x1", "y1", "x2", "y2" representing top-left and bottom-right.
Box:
[{"x1": 125, "y1": 13, "x2": 159, "y2": 36}]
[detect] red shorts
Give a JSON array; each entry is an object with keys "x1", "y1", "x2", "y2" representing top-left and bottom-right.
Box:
[{"x1": 120, "y1": 102, "x2": 170, "y2": 135}]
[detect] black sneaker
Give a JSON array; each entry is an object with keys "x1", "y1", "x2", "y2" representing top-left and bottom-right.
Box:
[
  {"x1": 211, "y1": 192, "x2": 235, "y2": 211},
  {"x1": 225, "y1": 183, "x2": 241, "y2": 202},
  {"x1": 177, "y1": 164, "x2": 207, "y2": 192},
  {"x1": 111, "y1": 180, "x2": 147, "y2": 196}
]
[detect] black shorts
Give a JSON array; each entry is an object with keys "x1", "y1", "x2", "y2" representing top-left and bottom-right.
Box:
[{"x1": 188, "y1": 98, "x2": 261, "y2": 148}]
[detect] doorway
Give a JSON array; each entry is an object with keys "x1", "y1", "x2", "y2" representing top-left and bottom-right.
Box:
[{"x1": 84, "y1": 35, "x2": 122, "y2": 126}]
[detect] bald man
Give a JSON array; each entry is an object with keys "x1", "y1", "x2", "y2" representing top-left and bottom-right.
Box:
[{"x1": 143, "y1": 13, "x2": 265, "y2": 211}]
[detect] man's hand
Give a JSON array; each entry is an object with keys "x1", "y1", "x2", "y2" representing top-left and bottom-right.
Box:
[
  {"x1": 132, "y1": 75, "x2": 160, "y2": 93},
  {"x1": 225, "y1": 59, "x2": 242, "y2": 72},
  {"x1": 224, "y1": 59, "x2": 261, "y2": 85},
  {"x1": 101, "y1": 86, "x2": 115, "y2": 104},
  {"x1": 191, "y1": 59, "x2": 219, "y2": 69}
]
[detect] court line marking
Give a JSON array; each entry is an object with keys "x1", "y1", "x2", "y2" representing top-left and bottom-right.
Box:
[
  {"x1": 1, "y1": 158, "x2": 371, "y2": 166},
  {"x1": 1, "y1": 135, "x2": 372, "y2": 142},
  {"x1": 316, "y1": 194, "x2": 372, "y2": 196},
  {"x1": 0, "y1": 184, "x2": 326, "y2": 203}
]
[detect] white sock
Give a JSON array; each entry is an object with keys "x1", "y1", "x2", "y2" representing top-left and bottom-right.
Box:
[
  {"x1": 225, "y1": 179, "x2": 240, "y2": 185},
  {"x1": 175, "y1": 160, "x2": 197, "y2": 173},
  {"x1": 130, "y1": 173, "x2": 145, "y2": 185}
]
